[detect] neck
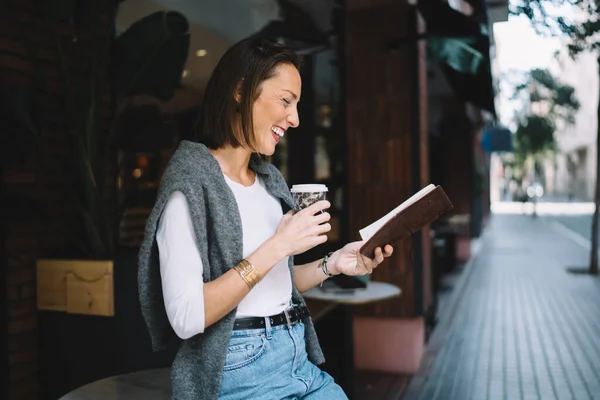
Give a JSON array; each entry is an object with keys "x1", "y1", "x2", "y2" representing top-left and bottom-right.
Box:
[{"x1": 209, "y1": 145, "x2": 254, "y2": 183}]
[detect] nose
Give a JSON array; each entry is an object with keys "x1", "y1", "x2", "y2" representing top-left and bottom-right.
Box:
[{"x1": 287, "y1": 106, "x2": 300, "y2": 128}]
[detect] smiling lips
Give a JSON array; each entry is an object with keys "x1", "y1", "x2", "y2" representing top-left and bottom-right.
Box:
[{"x1": 271, "y1": 126, "x2": 285, "y2": 143}]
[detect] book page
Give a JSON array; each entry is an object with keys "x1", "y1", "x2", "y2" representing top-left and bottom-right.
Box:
[{"x1": 359, "y1": 184, "x2": 436, "y2": 241}]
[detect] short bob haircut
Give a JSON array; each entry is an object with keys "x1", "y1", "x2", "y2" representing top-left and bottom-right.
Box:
[{"x1": 195, "y1": 37, "x2": 302, "y2": 150}]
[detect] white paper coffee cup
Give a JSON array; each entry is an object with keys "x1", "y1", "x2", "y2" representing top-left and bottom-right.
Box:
[{"x1": 291, "y1": 184, "x2": 328, "y2": 211}]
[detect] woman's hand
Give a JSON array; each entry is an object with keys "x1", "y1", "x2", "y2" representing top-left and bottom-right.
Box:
[
  {"x1": 273, "y1": 200, "x2": 331, "y2": 257},
  {"x1": 327, "y1": 241, "x2": 394, "y2": 276}
]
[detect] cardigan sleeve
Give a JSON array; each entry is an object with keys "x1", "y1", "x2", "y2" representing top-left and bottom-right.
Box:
[{"x1": 156, "y1": 191, "x2": 206, "y2": 338}]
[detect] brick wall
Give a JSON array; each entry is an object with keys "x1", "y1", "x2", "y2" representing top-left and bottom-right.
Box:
[{"x1": 1, "y1": 1, "x2": 117, "y2": 399}]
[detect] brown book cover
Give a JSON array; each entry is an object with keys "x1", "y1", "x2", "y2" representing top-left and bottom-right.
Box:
[{"x1": 359, "y1": 185, "x2": 453, "y2": 258}]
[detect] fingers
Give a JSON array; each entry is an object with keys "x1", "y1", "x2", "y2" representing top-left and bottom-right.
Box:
[
  {"x1": 315, "y1": 234, "x2": 328, "y2": 246},
  {"x1": 308, "y1": 209, "x2": 331, "y2": 235},
  {"x1": 301, "y1": 200, "x2": 331, "y2": 216},
  {"x1": 356, "y1": 251, "x2": 373, "y2": 274},
  {"x1": 300, "y1": 205, "x2": 331, "y2": 249},
  {"x1": 314, "y1": 211, "x2": 331, "y2": 225},
  {"x1": 357, "y1": 246, "x2": 388, "y2": 274},
  {"x1": 315, "y1": 222, "x2": 332, "y2": 235},
  {"x1": 339, "y1": 244, "x2": 394, "y2": 277},
  {"x1": 384, "y1": 245, "x2": 394, "y2": 256},
  {"x1": 374, "y1": 247, "x2": 385, "y2": 264}
]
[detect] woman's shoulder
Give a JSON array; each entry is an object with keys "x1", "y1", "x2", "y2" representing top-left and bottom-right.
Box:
[
  {"x1": 162, "y1": 141, "x2": 221, "y2": 182},
  {"x1": 169, "y1": 141, "x2": 216, "y2": 169}
]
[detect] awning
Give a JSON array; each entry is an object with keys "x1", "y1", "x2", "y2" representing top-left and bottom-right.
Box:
[
  {"x1": 427, "y1": 36, "x2": 484, "y2": 75},
  {"x1": 417, "y1": 0, "x2": 497, "y2": 116},
  {"x1": 438, "y1": 35, "x2": 496, "y2": 116},
  {"x1": 482, "y1": 126, "x2": 513, "y2": 152},
  {"x1": 417, "y1": 0, "x2": 484, "y2": 38},
  {"x1": 252, "y1": 0, "x2": 329, "y2": 54}
]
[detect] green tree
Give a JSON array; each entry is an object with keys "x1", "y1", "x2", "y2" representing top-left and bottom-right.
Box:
[
  {"x1": 507, "y1": 68, "x2": 579, "y2": 187},
  {"x1": 512, "y1": 0, "x2": 600, "y2": 274}
]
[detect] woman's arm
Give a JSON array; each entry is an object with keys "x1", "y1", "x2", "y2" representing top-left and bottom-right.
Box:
[
  {"x1": 158, "y1": 192, "x2": 287, "y2": 337},
  {"x1": 158, "y1": 192, "x2": 207, "y2": 339},
  {"x1": 293, "y1": 258, "x2": 334, "y2": 293},
  {"x1": 205, "y1": 204, "x2": 331, "y2": 325},
  {"x1": 160, "y1": 194, "x2": 331, "y2": 333},
  {"x1": 293, "y1": 243, "x2": 395, "y2": 293},
  {"x1": 204, "y1": 201, "x2": 332, "y2": 326}
]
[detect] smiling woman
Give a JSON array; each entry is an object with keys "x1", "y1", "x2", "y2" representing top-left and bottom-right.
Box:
[
  {"x1": 195, "y1": 38, "x2": 303, "y2": 157},
  {"x1": 138, "y1": 37, "x2": 393, "y2": 400},
  {"x1": 250, "y1": 63, "x2": 301, "y2": 155}
]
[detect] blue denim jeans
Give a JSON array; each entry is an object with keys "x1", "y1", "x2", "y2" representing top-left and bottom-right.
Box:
[{"x1": 218, "y1": 320, "x2": 348, "y2": 400}]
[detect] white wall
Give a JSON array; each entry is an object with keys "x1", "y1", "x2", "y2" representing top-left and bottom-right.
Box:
[
  {"x1": 554, "y1": 50, "x2": 599, "y2": 200},
  {"x1": 555, "y1": 50, "x2": 599, "y2": 153}
]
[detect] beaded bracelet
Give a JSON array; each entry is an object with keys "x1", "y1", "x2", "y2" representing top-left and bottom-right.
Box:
[{"x1": 320, "y1": 252, "x2": 335, "y2": 278}]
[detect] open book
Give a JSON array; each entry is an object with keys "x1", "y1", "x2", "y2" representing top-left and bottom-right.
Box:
[{"x1": 359, "y1": 184, "x2": 453, "y2": 258}]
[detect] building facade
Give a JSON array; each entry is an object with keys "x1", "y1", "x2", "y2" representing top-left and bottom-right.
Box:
[{"x1": 554, "y1": 50, "x2": 599, "y2": 201}]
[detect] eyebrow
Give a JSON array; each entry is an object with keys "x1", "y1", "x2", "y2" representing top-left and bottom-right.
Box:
[{"x1": 282, "y1": 89, "x2": 299, "y2": 101}]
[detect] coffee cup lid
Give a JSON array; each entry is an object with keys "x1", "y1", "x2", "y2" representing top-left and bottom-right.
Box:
[{"x1": 290, "y1": 184, "x2": 328, "y2": 193}]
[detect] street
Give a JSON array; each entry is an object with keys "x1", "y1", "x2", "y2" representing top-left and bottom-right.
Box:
[
  {"x1": 493, "y1": 201, "x2": 598, "y2": 252},
  {"x1": 548, "y1": 214, "x2": 593, "y2": 241}
]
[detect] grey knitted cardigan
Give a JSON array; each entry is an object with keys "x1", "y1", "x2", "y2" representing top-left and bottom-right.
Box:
[{"x1": 138, "y1": 140, "x2": 325, "y2": 400}]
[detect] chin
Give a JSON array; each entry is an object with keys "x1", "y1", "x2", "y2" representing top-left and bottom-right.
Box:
[
  {"x1": 261, "y1": 147, "x2": 276, "y2": 157},
  {"x1": 256, "y1": 142, "x2": 276, "y2": 157}
]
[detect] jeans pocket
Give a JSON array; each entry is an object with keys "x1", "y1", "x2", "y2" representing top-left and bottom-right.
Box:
[{"x1": 223, "y1": 334, "x2": 268, "y2": 371}]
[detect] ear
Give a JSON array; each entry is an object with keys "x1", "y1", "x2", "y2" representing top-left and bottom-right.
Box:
[{"x1": 234, "y1": 79, "x2": 244, "y2": 105}]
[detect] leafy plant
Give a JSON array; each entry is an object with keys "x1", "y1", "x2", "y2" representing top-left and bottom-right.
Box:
[
  {"x1": 515, "y1": 115, "x2": 557, "y2": 155},
  {"x1": 505, "y1": 68, "x2": 579, "y2": 188}
]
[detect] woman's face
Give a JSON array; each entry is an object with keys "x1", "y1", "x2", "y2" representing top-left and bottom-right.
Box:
[{"x1": 251, "y1": 63, "x2": 301, "y2": 156}]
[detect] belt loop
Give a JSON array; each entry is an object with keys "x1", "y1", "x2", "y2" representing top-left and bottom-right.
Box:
[{"x1": 264, "y1": 316, "x2": 272, "y2": 339}]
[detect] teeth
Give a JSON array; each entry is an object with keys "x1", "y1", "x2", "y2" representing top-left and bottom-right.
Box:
[{"x1": 271, "y1": 127, "x2": 284, "y2": 137}]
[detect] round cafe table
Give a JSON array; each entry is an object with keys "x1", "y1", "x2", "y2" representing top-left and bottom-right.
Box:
[
  {"x1": 302, "y1": 281, "x2": 401, "y2": 399},
  {"x1": 302, "y1": 281, "x2": 401, "y2": 304},
  {"x1": 59, "y1": 368, "x2": 171, "y2": 400}
]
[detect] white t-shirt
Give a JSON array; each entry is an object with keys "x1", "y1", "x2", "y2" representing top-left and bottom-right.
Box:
[{"x1": 156, "y1": 175, "x2": 292, "y2": 339}]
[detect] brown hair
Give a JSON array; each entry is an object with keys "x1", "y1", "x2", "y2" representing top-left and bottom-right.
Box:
[{"x1": 195, "y1": 37, "x2": 302, "y2": 150}]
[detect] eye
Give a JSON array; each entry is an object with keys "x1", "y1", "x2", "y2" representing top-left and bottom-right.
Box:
[{"x1": 281, "y1": 98, "x2": 291, "y2": 106}]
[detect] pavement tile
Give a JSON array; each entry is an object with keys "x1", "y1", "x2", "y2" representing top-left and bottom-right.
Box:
[{"x1": 405, "y1": 215, "x2": 600, "y2": 400}]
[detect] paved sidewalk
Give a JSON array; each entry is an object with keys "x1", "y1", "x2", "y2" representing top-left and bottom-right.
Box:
[{"x1": 404, "y1": 214, "x2": 600, "y2": 400}]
